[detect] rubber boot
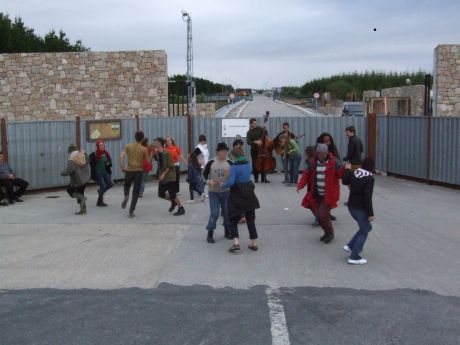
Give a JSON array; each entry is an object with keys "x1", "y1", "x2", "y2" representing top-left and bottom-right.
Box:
[{"x1": 73, "y1": 193, "x2": 87, "y2": 215}]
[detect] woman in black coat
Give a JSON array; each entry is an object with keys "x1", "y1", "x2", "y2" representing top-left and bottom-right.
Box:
[{"x1": 342, "y1": 157, "x2": 375, "y2": 265}]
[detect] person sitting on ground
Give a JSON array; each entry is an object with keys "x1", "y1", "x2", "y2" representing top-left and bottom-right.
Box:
[
  {"x1": 61, "y1": 144, "x2": 90, "y2": 215},
  {"x1": 0, "y1": 150, "x2": 29, "y2": 204}
]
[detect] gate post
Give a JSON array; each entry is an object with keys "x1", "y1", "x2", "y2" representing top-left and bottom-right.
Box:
[
  {"x1": 426, "y1": 113, "x2": 432, "y2": 184},
  {"x1": 367, "y1": 113, "x2": 377, "y2": 159},
  {"x1": 0, "y1": 117, "x2": 8, "y2": 161},
  {"x1": 187, "y1": 113, "x2": 193, "y2": 155},
  {"x1": 135, "y1": 115, "x2": 140, "y2": 131},
  {"x1": 76, "y1": 116, "x2": 81, "y2": 150}
]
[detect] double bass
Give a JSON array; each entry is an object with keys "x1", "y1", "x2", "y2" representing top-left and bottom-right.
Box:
[{"x1": 254, "y1": 112, "x2": 276, "y2": 175}]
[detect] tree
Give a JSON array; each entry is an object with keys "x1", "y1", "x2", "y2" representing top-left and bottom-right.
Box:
[{"x1": 0, "y1": 12, "x2": 89, "y2": 53}]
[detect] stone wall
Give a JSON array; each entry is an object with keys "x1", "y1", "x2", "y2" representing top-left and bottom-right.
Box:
[
  {"x1": 0, "y1": 50, "x2": 168, "y2": 121},
  {"x1": 433, "y1": 45, "x2": 460, "y2": 117},
  {"x1": 381, "y1": 85, "x2": 425, "y2": 115}
]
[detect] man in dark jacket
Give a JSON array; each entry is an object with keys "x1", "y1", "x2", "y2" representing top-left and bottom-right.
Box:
[
  {"x1": 246, "y1": 117, "x2": 269, "y2": 183},
  {"x1": 343, "y1": 126, "x2": 363, "y2": 171},
  {"x1": 0, "y1": 150, "x2": 29, "y2": 204}
]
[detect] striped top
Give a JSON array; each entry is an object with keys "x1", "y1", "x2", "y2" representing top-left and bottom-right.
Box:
[{"x1": 315, "y1": 159, "x2": 327, "y2": 196}]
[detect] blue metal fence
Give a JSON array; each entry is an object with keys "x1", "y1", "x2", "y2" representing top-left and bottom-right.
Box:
[
  {"x1": 7, "y1": 120, "x2": 76, "y2": 189},
  {"x1": 3, "y1": 115, "x2": 460, "y2": 190}
]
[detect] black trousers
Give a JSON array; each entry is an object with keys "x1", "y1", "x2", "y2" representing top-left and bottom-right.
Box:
[
  {"x1": 229, "y1": 210, "x2": 258, "y2": 240},
  {"x1": 66, "y1": 184, "x2": 86, "y2": 199},
  {"x1": 0, "y1": 178, "x2": 29, "y2": 201},
  {"x1": 250, "y1": 149, "x2": 266, "y2": 181},
  {"x1": 124, "y1": 171, "x2": 143, "y2": 212},
  {"x1": 174, "y1": 166, "x2": 180, "y2": 193}
]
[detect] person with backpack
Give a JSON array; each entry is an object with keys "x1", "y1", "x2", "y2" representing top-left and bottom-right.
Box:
[{"x1": 186, "y1": 148, "x2": 205, "y2": 204}]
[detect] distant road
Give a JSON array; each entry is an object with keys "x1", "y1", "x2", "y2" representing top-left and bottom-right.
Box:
[{"x1": 228, "y1": 94, "x2": 322, "y2": 117}]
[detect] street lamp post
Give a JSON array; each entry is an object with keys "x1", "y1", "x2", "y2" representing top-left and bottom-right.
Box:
[{"x1": 181, "y1": 10, "x2": 196, "y2": 116}]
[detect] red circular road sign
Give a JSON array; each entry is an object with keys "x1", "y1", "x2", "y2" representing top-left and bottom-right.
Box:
[
  {"x1": 313, "y1": 92, "x2": 320, "y2": 99},
  {"x1": 229, "y1": 93, "x2": 235, "y2": 100}
]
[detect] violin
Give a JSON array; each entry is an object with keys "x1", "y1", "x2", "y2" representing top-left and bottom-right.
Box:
[
  {"x1": 253, "y1": 112, "x2": 276, "y2": 175},
  {"x1": 274, "y1": 133, "x2": 306, "y2": 155}
]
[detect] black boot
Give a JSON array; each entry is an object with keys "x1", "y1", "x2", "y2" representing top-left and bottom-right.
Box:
[
  {"x1": 97, "y1": 195, "x2": 107, "y2": 207},
  {"x1": 169, "y1": 200, "x2": 177, "y2": 213},
  {"x1": 174, "y1": 206, "x2": 185, "y2": 216},
  {"x1": 207, "y1": 231, "x2": 215, "y2": 243}
]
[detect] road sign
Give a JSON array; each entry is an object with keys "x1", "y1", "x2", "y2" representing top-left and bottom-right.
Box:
[
  {"x1": 229, "y1": 93, "x2": 235, "y2": 100},
  {"x1": 314, "y1": 92, "x2": 320, "y2": 99}
]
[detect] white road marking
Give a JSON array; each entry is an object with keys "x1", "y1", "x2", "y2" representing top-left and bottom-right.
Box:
[
  {"x1": 266, "y1": 287, "x2": 291, "y2": 345},
  {"x1": 236, "y1": 101, "x2": 250, "y2": 117},
  {"x1": 274, "y1": 99, "x2": 321, "y2": 117}
]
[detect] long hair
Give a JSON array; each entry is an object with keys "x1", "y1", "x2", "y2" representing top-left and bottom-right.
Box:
[
  {"x1": 165, "y1": 136, "x2": 176, "y2": 146},
  {"x1": 189, "y1": 152, "x2": 201, "y2": 169},
  {"x1": 316, "y1": 132, "x2": 340, "y2": 159}
]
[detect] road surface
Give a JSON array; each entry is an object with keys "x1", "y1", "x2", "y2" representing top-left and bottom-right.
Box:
[
  {"x1": 1, "y1": 174, "x2": 460, "y2": 344},
  {"x1": 228, "y1": 94, "x2": 320, "y2": 117}
]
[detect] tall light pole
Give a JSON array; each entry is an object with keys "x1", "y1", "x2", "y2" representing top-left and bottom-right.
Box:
[{"x1": 181, "y1": 10, "x2": 195, "y2": 116}]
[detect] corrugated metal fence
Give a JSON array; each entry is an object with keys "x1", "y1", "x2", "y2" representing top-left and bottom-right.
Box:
[{"x1": 2, "y1": 115, "x2": 459, "y2": 190}]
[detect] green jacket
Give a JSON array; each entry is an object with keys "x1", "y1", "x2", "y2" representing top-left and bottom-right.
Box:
[
  {"x1": 156, "y1": 151, "x2": 176, "y2": 184},
  {"x1": 246, "y1": 127, "x2": 264, "y2": 146},
  {"x1": 285, "y1": 139, "x2": 301, "y2": 157}
]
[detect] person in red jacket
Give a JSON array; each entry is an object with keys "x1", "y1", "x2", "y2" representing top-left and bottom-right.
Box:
[{"x1": 296, "y1": 143, "x2": 345, "y2": 243}]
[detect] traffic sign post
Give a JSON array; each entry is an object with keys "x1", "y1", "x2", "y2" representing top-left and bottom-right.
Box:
[{"x1": 313, "y1": 93, "x2": 320, "y2": 112}]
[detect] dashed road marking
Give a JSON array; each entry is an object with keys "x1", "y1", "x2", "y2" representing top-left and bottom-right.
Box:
[{"x1": 266, "y1": 287, "x2": 291, "y2": 345}]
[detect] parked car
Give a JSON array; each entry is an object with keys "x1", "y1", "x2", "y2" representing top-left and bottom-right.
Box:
[{"x1": 342, "y1": 102, "x2": 364, "y2": 116}]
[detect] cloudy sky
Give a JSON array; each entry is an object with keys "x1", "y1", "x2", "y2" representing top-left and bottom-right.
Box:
[{"x1": 2, "y1": 0, "x2": 460, "y2": 89}]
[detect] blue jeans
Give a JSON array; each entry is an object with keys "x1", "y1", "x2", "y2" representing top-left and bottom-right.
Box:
[
  {"x1": 140, "y1": 172, "x2": 148, "y2": 195},
  {"x1": 206, "y1": 190, "x2": 230, "y2": 232},
  {"x1": 347, "y1": 207, "x2": 373, "y2": 260},
  {"x1": 282, "y1": 155, "x2": 289, "y2": 182},
  {"x1": 288, "y1": 155, "x2": 301, "y2": 184},
  {"x1": 96, "y1": 172, "x2": 114, "y2": 199}
]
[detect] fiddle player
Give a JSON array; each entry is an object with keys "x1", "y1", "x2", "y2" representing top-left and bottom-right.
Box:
[
  {"x1": 273, "y1": 122, "x2": 296, "y2": 184},
  {"x1": 246, "y1": 117, "x2": 270, "y2": 183}
]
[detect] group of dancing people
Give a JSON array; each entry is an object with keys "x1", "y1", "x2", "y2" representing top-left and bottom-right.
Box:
[{"x1": 59, "y1": 116, "x2": 375, "y2": 262}]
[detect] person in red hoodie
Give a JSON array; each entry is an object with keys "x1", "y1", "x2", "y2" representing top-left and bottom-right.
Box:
[{"x1": 296, "y1": 143, "x2": 345, "y2": 243}]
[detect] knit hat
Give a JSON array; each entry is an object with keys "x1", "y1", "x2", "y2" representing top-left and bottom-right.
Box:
[
  {"x1": 68, "y1": 144, "x2": 78, "y2": 153},
  {"x1": 316, "y1": 143, "x2": 328, "y2": 153},
  {"x1": 216, "y1": 142, "x2": 229, "y2": 151}
]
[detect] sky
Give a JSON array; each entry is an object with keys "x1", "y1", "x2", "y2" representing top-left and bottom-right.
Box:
[{"x1": 2, "y1": 0, "x2": 460, "y2": 89}]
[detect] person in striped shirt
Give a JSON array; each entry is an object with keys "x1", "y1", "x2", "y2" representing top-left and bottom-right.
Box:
[{"x1": 297, "y1": 143, "x2": 345, "y2": 243}]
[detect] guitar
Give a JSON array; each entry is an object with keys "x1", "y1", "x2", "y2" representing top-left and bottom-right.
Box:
[{"x1": 274, "y1": 133, "x2": 306, "y2": 155}]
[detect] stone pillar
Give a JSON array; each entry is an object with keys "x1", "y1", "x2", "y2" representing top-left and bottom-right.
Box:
[{"x1": 433, "y1": 45, "x2": 460, "y2": 117}]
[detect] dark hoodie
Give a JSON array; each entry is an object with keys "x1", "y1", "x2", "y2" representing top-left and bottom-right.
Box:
[{"x1": 342, "y1": 168, "x2": 374, "y2": 217}]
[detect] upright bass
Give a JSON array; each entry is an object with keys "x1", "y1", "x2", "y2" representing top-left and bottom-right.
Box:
[{"x1": 253, "y1": 111, "x2": 276, "y2": 176}]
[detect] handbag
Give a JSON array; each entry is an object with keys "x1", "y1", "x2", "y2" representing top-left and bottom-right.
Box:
[{"x1": 143, "y1": 159, "x2": 152, "y2": 172}]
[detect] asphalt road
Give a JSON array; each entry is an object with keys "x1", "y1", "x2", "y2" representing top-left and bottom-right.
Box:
[
  {"x1": 228, "y1": 94, "x2": 320, "y2": 117},
  {"x1": 1, "y1": 174, "x2": 460, "y2": 344}
]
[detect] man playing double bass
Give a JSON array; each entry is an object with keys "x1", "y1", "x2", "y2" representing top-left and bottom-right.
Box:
[{"x1": 247, "y1": 116, "x2": 270, "y2": 183}]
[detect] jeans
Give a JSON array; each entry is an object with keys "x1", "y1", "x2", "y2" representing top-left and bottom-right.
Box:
[
  {"x1": 124, "y1": 171, "x2": 144, "y2": 212},
  {"x1": 139, "y1": 172, "x2": 148, "y2": 195},
  {"x1": 347, "y1": 207, "x2": 373, "y2": 260},
  {"x1": 229, "y1": 210, "x2": 258, "y2": 240},
  {"x1": 206, "y1": 191, "x2": 230, "y2": 232},
  {"x1": 288, "y1": 155, "x2": 301, "y2": 184},
  {"x1": 282, "y1": 155, "x2": 289, "y2": 182},
  {"x1": 96, "y1": 172, "x2": 114, "y2": 200}
]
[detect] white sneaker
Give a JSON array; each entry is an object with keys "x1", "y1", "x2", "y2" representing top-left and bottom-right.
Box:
[
  {"x1": 186, "y1": 200, "x2": 195, "y2": 204},
  {"x1": 201, "y1": 194, "x2": 206, "y2": 202},
  {"x1": 343, "y1": 245, "x2": 351, "y2": 253},
  {"x1": 204, "y1": 193, "x2": 208, "y2": 198},
  {"x1": 348, "y1": 258, "x2": 367, "y2": 265}
]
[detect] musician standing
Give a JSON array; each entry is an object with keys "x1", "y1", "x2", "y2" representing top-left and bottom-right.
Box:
[
  {"x1": 273, "y1": 122, "x2": 296, "y2": 184},
  {"x1": 246, "y1": 116, "x2": 269, "y2": 183}
]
